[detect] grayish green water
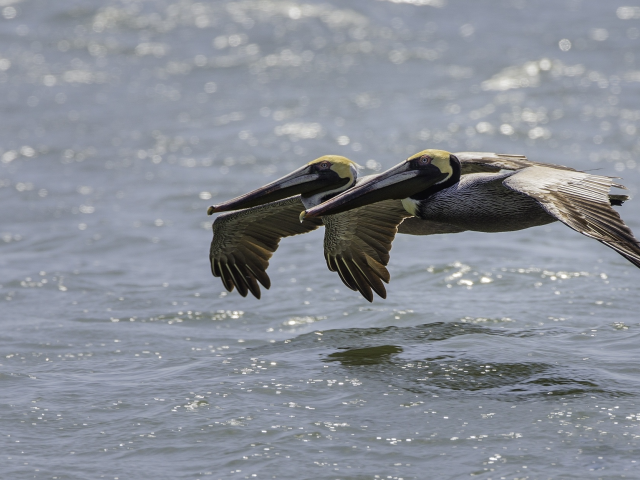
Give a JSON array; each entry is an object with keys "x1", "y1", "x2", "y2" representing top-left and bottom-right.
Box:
[{"x1": 2, "y1": 1, "x2": 640, "y2": 478}]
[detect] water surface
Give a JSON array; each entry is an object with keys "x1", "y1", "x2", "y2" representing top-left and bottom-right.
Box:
[{"x1": 2, "y1": 0, "x2": 640, "y2": 478}]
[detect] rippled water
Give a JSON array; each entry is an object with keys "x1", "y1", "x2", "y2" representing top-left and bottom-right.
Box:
[{"x1": 2, "y1": 0, "x2": 640, "y2": 478}]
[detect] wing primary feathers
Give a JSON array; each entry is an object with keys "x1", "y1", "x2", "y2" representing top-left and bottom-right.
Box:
[
  {"x1": 602, "y1": 241, "x2": 640, "y2": 268},
  {"x1": 609, "y1": 194, "x2": 629, "y2": 206},
  {"x1": 352, "y1": 257, "x2": 387, "y2": 299},
  {"x1": 503, "y1": 167, "x2": 640, "y2": 271},
  {"x1": 322, "y1": 199, "x2": 409, "y2": 301},
  {"x1": 209, "y1": 196, "x2": 321, "y2": 298},
  {"x1": 246, "y1": 263, "x2": 271, "y2": 290},
  {"x1": 210, "y1": 256, "x2": 221, "y2": 277},
  {"x1": 365, "y1": 256, "x2": 391, "y2": 283},
  {"x1": 325, "y1": 255, "x2": 338, "y2": 273},
  {"x1": 216, "y1": 260, "x2": 235, "y2": 292},
  {"x1": 235, "y1": 264, "x2": 261, "y2": 299},
  {"x1": 341, "y1": 258, "x2": 374, "y2": 302},
  {"x1": 225, "y1": 263, "x2": 248, "y2": 297},
  {"x1": 333, "y1": 257, "x2": 358, "y2": 292}
]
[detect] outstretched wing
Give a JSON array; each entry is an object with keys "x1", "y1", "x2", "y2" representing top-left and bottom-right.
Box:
[
  {"x1": 457, "y1": 152, "x2": 628, "y2": 205},
  {"x1": 322, "y1": 199, "x2": 411, "y2": 302},
  {"x1": 210, "y1": 196, "x2": 323, "y2": 298},
  {"x1": 503, "y1": 166, "x2": 640, "y2": 268},
  {"x1": 455, "y1": 152, "x2": 576, "y2": 175}
]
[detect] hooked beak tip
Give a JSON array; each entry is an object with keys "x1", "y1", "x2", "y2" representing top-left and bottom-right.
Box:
[
  {"x1": 207, "y1": 205, "x2": 217, "y2": 215},
  {"x1": 299, "y1": 210, "x2": 308, "y2": 223}
]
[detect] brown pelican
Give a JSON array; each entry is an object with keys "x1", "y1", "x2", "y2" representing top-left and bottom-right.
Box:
[
  {"x1": 207, "y1": 155, "x2": 409, "y2": 301},
  {"x1": 303, "y1": 149, "x2": 640, "y2": 281}
]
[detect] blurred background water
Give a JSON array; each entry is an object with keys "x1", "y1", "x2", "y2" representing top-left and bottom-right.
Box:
[{"x1": 2, "y1": 0, "x2": 640, "y2": 478}]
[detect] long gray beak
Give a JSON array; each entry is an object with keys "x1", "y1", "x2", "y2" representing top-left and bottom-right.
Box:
[
  {"x1": 302, "y1": 161, "x2": 445, "y2": 218},
  {"x1": 207, "y1": 165, "x2": 334, "y2": 214}
]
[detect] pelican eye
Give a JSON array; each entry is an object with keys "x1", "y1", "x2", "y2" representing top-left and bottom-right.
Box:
[
  {"x1": 419, "y1": 155, "x2": 432, "y2": 165},
  {"x1": 317, "y1": 161, "x2": 332, "y2": 170}
]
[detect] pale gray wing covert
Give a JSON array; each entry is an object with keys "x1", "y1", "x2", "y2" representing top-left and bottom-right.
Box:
[
  {"x1": 503, "y1": 167, "x2": 640, "y2": 268},
  {"x1": 323, "y1": 199, "x2": 411, "y2": 302},
  {"x1": 455, "y1": 152, "x2": 628, "y2": 205},
  {"x1": 454, "y1": 152, "x2": 576, "y2": 175},
  {"x1": 210, "y1": 196, "x2": 323, "y2": 299}
]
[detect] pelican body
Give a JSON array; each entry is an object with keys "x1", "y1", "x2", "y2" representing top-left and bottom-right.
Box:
[
  {"x1": 403, "y1": 170, "x2": 556, "y2": 233},
  {"x1": 305, "y1": 149, "x2": 640, "y2": 271}
]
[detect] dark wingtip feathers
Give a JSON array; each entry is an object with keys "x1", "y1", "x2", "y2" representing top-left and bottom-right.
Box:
[{"x1": 609, "y1": 194, "x2": 629, "y2": 207}]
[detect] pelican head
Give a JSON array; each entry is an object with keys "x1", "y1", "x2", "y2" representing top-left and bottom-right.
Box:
[
  {"x1": 207, "y1": 155, "x2": 359, "y2": 214},
  {"x1": 302, "y1": 149, "x2": 461, "y2": 218}
]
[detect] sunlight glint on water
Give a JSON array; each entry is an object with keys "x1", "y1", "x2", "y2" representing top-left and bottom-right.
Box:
[{"x1": 1, "y1": 1, "x2": 640, "y2": 479}]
